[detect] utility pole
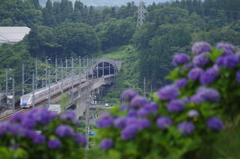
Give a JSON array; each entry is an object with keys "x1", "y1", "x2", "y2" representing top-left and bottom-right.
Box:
[
  {"x1": 71, "y1": 57, "x2": 74, "y2": 104},
  {"x1": 35, "y1": 60, "x2": 38, "y2": 89},
  {"x1": 48, "y1": 67, "x2": 51, "y2": 106},
  {"x1": 12, "y1": 75, "x2": 15, "y2": 112},
  {"x1": 61, "y1": 60, "x2": 63, "y2": 95},
  {"x1": 45, "y1": 58, "x2": 48, "y2": 86},
  {"x1": 79, "y1": 56, "x2": 81, "y2": 98},
  {"x1": 79, "y1": 56, "x2": 81, "y2": 75},
  {"x1": 71, "y1": 57, "x2": 74, "y2": 90},
  {"x1": 6, "y1": 69, "x2": 8, "y2": 94},
  {"x1": 109, "y1": 62, "x2": 110, "y2": 75},
  {"x1": 135, "y1": 1, "x2": 148, "y2": 27},
  {"x1": 32, "y1": 73, "x2": 35, "y2": 108},
  {"x1": 65, "y1": 58, "x2": 68, "y2": 78},
  {"x1": 22, "y1": 63, "x2": 24, "y2": 95},
  {"x1": 55, "y1": 58, "x2": 58, "y2": 82},
  {"x1": 144, "y1": 77, "x2": 146, "y2": 96},
  {"x1": 103, "y1": 62, "x2": 104, "y2": 76}
]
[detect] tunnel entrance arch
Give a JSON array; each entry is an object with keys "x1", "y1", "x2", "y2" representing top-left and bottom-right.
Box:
[{"x1": 91, "y1": 58, "x2": 118, "y2": 78}]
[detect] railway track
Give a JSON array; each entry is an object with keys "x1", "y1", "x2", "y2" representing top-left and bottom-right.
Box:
[{"x1": 0, "y1": 82, "x2": 82, "y2": 122}]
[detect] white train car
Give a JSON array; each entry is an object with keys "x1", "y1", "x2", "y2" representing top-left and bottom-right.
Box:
[{"x1": 20, "y1": 75, "x2": 87, "y2": 108}]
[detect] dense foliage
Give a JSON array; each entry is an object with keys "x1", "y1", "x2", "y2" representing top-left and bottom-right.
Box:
[
  {"x1": 0, "y1": 108, "x2": 86, "y2": 159},
  {"x1": 95, "y1": 42, "x2": 240, "y2": 159},
  {"x1": 0, "y1": 0, "x2": 240, "y2": 93}
]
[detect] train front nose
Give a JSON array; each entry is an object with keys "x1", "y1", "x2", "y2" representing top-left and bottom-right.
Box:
[{"x1": 22, "y1": 100, "x2": 27, "y2": 106}]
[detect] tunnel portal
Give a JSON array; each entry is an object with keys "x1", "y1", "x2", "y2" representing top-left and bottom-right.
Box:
[{"x1": 92, "y1": 62, "x2": 116, "y2": 78}]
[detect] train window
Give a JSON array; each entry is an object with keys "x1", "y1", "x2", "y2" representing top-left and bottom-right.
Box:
[{"x1": 22, "y1": 95, "x2": 30, "y2": 100}]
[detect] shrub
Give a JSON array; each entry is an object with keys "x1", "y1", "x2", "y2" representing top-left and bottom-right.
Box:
[
  {"x1": 0, "y1": 108, "x2": 86, "y2": 159},
  {"x1": 96, "y1": 42, "x2": 240, "y2": 159}
]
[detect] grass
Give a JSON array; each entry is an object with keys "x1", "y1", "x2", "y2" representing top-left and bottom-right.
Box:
[{"x1": 100, "y1": 45, "x2": 132, "y2": 59}]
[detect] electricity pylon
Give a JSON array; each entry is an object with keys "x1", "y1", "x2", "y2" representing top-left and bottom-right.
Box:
[{"x1": 135, "y1": 1, "x2": 148, "y2": 27}]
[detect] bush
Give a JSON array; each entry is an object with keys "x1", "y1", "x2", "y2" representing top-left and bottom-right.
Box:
[
  {"x1": 95, "y1": 42, "x2": 240, "y2": 159},
  {"x1": 0, "y1": 108, "x2": 86, "y2": 159}
]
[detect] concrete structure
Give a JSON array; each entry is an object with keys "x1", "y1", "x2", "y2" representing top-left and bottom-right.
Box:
[
  {"x1": 45, "y1": 58, "x2": 122, "y2": 117},
  {"x1": 0, "y1": 27, "x2": 31, "y2": 45}
]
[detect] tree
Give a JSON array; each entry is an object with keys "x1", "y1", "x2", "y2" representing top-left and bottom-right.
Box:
[
  {"x1": 42, "y1": 0, "x2": 56, "y2": 27},
  {"x1": 27, "y1": 28, "x2": 40, "y2": 58}
]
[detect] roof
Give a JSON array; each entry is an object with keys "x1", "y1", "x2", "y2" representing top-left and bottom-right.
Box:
[{"x1": 0, "y1": 27, "x2": 31, "y2": 44}]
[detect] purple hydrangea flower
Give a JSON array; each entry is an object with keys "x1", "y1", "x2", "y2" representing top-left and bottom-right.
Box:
[
  {"x1": 197, "y1": 87, "x2": 220, "y2": 103},
  {"x1": 200, "y1": 67, "x2": 218, "y2": 85},
  {"x1": 74, "y1": 133, "x2": 87, "y2": 146},
  {"x1": 216, "y1": 42, "x2": 237, "y2": 53},
  {"x1": 114, "y1": 117, "x2": 127, "y2": 129},
  {"x1": 212, "y1": 64, "x2": 219, "y2": 73},
  {"x1": 235, "y1": 52, "x2": 240, "y2": 62},
  {"x1": 27, "y1": 108, "x2": 50, "y2": 125},
  {"x1": 190, "y1": 94, "x2": 205, "y2": 103},
  {"x1": 21, "y1": 115, "x2": 36, "y2": 129},
  {"x1": 137, "y1": 102, "x2": 158, "y2": 117},
  {"x1": 183, "y1": 63, "x2": 194, "y2": 69},
  {"x1": 19, "y1": 128, "x2": 30, "y2": 137},
  {"x1": 207, "y1": 117, "x2": 223, "y2": 131},
  {"x1": 99, "y1": 139, "x2": 113, "y2": 150},
  {"x1": 157, "y1": 117, "x2": 172, "y2": 130},
  {"x1": 182, "y1": 97, "x2": 190, "y2": 104},
  {"x1": 223, "y1": 55, "x2": 238, "y2": 68},
  {"x1": 146, "y1": 102, "x2": 158, "y2": 113},
  {"x1": 126, "y1": 117, "x2": 138, "y2": 126},
  {"x1": 48, "y1": 111, "x2": 58, "y2": 119},
  {"x1": 167, "y1": 100, "x2": 184, "y2": 112},
  {"x1": 175, "y1": 78, "x2": 188, "y2": 88},
  {"x1": 7, "y1": 124, "x2": 22, "y2": 135},
  {"x1": 192, "y1": 42, "x2": 211, "y2": 55},
  {"x1": 236, "y1": 71, "x2": 240, "y2": 83},
  {"x1": 48, "y1": 139, "x2": 61, "y2": 149},
  {"x1": 178, "y1": 121, "x2": 195, "y2": 135},
  {"x1": 158, "y1": 85, "x2": 179, "y2": 101},
  {"x1": 32, "y1": 134, "x2": 45, "y2": 144},
  {"x1": 188, "y1": 110, "x2": 199, "y2": 117},
  {"x1": 192, "y1": 53, "x2": 210, "y2": 67},
  {"x1": 0, "y1": 122, "x2": 9, "y2": 136},
  {"x1": 172, "y1": 53, "x2": 190, "y2": 66},
  {"x1": 96, "y1": 115, "x2": 113, "y2": 128},
  {"x1": 137, "y1": 118, "x2": 150, "y2": 130},
  {"x1": 119, "y1": 104, "x2": 129, "y2": 112},
  {"x1": 10, "y1": 112, "x2": 23, "y2": 124},
  {"x1": 137, "y1": 107, "x2": 149, "y2": 117},
  {"x1": 130, "y1": 95, "x2": 148, "y2": 108},
  {"x1": 121, "y1": 125, "x2": 138, "y2": 140},
  {"x1": 216, "y1": 56, "x2": 225, "y2": 66},
  {"x1": 120, "y1": 89, "x2": 138, "y2": 102},
  {"x1": 188, "y1": 67, "x2": 204, "y2": 81},
  {"x1": 127, "y1": 109, "x2": 138, "y2": 117},
  {"x1": 61, "y1": 110, "x2": 76, "y2": 122},
  {"x1": 55, "y1": 125, "x2": 74, "y2": 137}
]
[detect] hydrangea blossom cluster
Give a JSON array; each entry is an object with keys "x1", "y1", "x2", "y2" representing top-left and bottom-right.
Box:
[
  {"x1": 172, "y1": 53, "x2": 190, "y2": 66},
  {"x1": 0, "y1": 108, "x2": 86, "y2": 158},
  {"x1": 97, "y1": 42, "x2": 240, "y2": 158}
]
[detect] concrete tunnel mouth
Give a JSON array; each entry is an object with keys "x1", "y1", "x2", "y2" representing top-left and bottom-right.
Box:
[{"x1": 92, "y1": 62, "x2": 116, "y2": 78}]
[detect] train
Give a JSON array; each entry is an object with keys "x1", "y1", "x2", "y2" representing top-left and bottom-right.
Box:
[{"x1": 20, "y1": 75, "x2": 87, "y2": 108}]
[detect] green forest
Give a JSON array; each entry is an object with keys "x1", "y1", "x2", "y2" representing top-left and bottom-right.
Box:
[{"x1": 0, "y1": 0, "x2": 240, "y2": 94}]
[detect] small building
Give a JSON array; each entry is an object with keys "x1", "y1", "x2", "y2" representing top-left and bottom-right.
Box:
[
  {"x1": 42, "y1": 104, "x2": 61, "y2": 114},
  {"x1": 0, "y1": 27, "x2": 31, "y2": 45}
]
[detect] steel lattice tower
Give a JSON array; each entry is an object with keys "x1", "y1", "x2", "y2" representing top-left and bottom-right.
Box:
[{"x1": 135, "y1": 1, "x2": 148, "y2": 27}]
